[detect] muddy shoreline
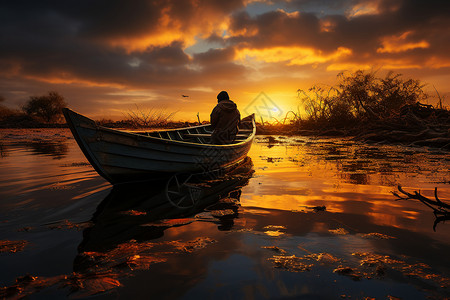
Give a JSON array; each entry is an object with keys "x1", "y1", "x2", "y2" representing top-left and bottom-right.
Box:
[{"x1": 259, "y1": 104, "x2": 450, "y2": 151}]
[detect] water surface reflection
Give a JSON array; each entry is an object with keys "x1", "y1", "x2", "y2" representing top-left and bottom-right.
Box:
[{"x1": 0, "y1": 130, "x2": 449, "y2": 299}]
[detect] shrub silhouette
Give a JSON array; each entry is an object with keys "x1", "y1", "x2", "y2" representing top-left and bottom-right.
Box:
[
  {"x1": 22, "y1": 91, "x2": 67, "y2": 123},
  {"x1": 297, "y1": 70, "x2": 427, "y2": 128}
]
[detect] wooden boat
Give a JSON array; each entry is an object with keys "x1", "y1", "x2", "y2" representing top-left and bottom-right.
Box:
[{"x1": 62, "y1": 108, "x2": 255, "y2": 185}]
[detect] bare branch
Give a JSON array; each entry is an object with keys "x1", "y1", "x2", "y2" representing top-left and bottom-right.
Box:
[{"x1": 393, "y1": 185, "x2": 449, "y2": 231}]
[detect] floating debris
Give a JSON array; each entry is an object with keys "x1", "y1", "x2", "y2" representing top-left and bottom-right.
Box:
[
  {"x1": 312, "y1": 205, "x2": 326, "y2": 212},
  {"x1": 0, "y1": 240, "x2": 28, "y2": 253},
  {"x1": 228, "y1": 228, "x2": 253, "y2": 233},
  {"x1": 259, "y1": 156, "x2": 283, "y2": 163},
  {"x1": 270, "y1": 255, "x2": 313, "y2": 272},
  {"x1": 49, "y1": 183, "x2": 75, "y2": 191},
  {"x1": 266, "y1": 248, "x2": 450, "y2": 290},
  {"x1": 267, "y1": 157, "x2": 282, "y2": 163},
  {"x1": 143, "y1": 218, "x2": 193, "y2": 227},
  {"x1": 328, "y1": 228, "x2": 349, "y2": 235},
  {"x1": 333, "y1": 266, "x2": 354, "y2": 274},
  {"x1": 76, "y1": 242, "x2": 165, "y2": 274},
  {"x1": 123, "y1": 255, "x2": 167, "y2": 271},
  {"x1": 359, "y1": 232, "x2": 397, "y2": 239},
  {"x1": 65, "y1": 272, "x2": 121, "y2": 298},
  {"x1": 265, "y1": 136, "x2": 284, "y2": 144},
  {"x1": 263, "y1": 225, "x2": 287, "y2": 230},
  {"x1": 17, "y1": 227, "x2": 33, "y2": 232},
  {"x1": 305, "y1": 253, "x2": 340, "y2": 264},
  {"x1": 209, "y1": 197, "x2": 240, "y2": 209},
  {"x1": 264, "y1": 230, "x2": 285, "y2": 237},
  {"x1": 262, "y1": 246, "x2": 287, "y2": 254},
  {"x1": 194, "y1": 212, "x2": 216, "y2": 221},
  {"x1": 210, "y1": 209, "x2": 236, "y2": 218},
  {"x1": 333, "y1": 266, "x2": 362, "y2": 280},
  {"x1": 351, "y1": 252, "x2": 450, "y2": 287},
  {"x1": 387, "y1": 296, "x2": 402, "y2": 300},
  {"x1": 352, "y1": 252, "x2": 404, "y2": 267},
  {"x1": 121, "y1": 210, "x2": 147, "y2": 216},
  {"x1": 62, "y1": 162, "x2": 91, "y2": 167},
  {"x1": 0, "y1": 274, "x2": 64, "y2": 299},
  {"x1": 169, "y1": 237, "x2": 216, "y2": 253},
  {"x1": 46, "y1": 220, "x2": 92, "y2": 231}
]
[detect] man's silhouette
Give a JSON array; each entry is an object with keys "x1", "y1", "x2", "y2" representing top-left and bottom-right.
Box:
[{"x1": 210, "y1": 91, "x2": 240, "y2": 144}]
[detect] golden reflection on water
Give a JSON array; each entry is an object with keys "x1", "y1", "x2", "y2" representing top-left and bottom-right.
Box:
[{"x1": 241, "y1": 136, "x2": 450, "y2": 230}]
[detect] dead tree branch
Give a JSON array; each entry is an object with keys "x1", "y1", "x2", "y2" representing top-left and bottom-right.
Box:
[{"x1": 392, "y1": 185, "x2": 449, "y2": 231}]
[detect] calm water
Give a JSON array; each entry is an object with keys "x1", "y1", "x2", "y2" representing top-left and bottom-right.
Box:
[{"x1": 0, "y1": 129, "x2": 449, "y2": 299}]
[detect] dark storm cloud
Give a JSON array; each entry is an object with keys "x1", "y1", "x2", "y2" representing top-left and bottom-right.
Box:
[
  {"x1": 229, "y1": 10, "x2": 323, "y2": 49},
  {"x1": 280, "y1": 0, "x2": 353, "y2": 14},
  {"x1": 0, "y1": 0, "x2": 244, "y2": 39},
  {"x1": 193, "y1": 47, "x2": 236, "y2": 65},
  {"x1": 228, "y1": 0, "x2": 450, "y2": 61},
  {"x1": 138, "y1": 42, "x2": 191, "y2": 66},
  {"x1": 0, "y1": 0, "x2": 246, "y2": 89}
]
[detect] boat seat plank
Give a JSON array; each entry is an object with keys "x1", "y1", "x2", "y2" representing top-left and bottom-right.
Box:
[
  {"x1": 183, "y1": 133, "x2": 248, "y2": 138},
  {"x1": 183, "y1": 133, "x2": 211, "y2": 138}
]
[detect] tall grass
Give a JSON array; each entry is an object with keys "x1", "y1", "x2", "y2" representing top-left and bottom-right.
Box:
[
  {"x1": 125, "y1": 105, "x2": 177, "y2": 128},
  {"x1": 296, "y1": 70, "x2": 428, "y2": 129}
]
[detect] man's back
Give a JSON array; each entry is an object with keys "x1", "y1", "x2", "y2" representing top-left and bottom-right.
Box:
[{"x1": 210, "y1": 92, "x2": 240, "y2": 144}]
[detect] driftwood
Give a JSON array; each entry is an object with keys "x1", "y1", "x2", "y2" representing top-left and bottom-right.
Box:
[
  {"x1": 393, "y1": 185, "x2": 449, "y2": 231},
  {"x1": 352, "y1": 103, "x2": 450, "y2": 150}
]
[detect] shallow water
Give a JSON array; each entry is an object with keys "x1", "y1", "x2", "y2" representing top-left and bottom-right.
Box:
[{"x1": 0, "y1": 129, "x2": 449, "y2": 299}]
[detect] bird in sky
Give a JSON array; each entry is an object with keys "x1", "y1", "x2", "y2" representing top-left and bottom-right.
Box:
[{"x1": 181, "y1": 95, "x2": 189, "y2": 98}]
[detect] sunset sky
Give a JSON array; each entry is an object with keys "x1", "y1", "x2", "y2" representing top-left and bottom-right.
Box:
[{"x1": 1, "y1": 0, "x2": 449, "y2": 121}]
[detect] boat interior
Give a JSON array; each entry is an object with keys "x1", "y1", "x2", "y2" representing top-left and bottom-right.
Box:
[{"x1": 136, "y1": 125, "x2": 254, "y2": 144}]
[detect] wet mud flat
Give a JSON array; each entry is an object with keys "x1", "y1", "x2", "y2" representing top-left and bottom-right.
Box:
[{"x1": 0, "y1": 129, "x2": 449, "y2": 299}]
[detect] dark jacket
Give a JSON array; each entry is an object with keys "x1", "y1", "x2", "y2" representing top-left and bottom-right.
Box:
[{"x1": 210, "y1": 99, "x2": 240, "y2": 144}]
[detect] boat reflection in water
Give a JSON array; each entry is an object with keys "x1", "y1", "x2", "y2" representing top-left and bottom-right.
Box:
[{"x1": 74, "y1": 158, "x2": 254, "y2": 276}]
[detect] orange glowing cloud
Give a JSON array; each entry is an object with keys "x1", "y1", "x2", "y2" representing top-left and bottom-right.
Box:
[
  {"x1": 319, "y1": 19, "x2": 337, "y2": 33},
  {"x1": 109, "y1": 32, "x2": 195, "y2": 54},
  {"x1": 23, "y1": 74, "x2": 125, "y2": 89},
  {"x1": 236, "y1": 46, "x2": 352, "y2": 66},
  {"x1": 106, "y1": 7, "x2": 232, "y2": 53},
  {"x1": 377, "y1": 31, "x2": 430, "y2": 54},
  {"x1": 346, "y1": 0, "x2": 401, "y2": 19},
  {"x1": 346, "y1": 1, "x2": 382, "y2": 18}
]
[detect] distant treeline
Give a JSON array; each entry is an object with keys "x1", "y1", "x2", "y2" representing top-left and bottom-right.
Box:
[
  {"x1": 0, "y1": 91, "x2": 68, "y2": 128},
  {"x1": 0, "y1": 92, "x2": 188, "y2": 129}
]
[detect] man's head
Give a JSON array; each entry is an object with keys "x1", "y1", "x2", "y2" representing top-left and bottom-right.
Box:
[{"x1": 217, "y1": 91, "x2": 229, "y2": 102}]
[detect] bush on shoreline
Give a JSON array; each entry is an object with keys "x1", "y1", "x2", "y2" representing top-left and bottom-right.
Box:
[
  {"x1": 296, "y1": 70, "x2": 429, "y2": 130},
  {"x1": 257, "y1": 70, "x2": 450, "y2": 149}
]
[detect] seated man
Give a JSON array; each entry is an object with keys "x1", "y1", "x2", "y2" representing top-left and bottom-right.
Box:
[{"x1": 210, "y1": 91, "x2": 241, "y2": 144}]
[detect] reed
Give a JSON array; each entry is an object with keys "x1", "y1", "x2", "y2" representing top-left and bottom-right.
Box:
[
  {"x1": 125, "y1": 104, "x2": 177, "y2": 128},
  {"x1": 296, "y1": 70, "x2": 429, "y2": 129}
]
